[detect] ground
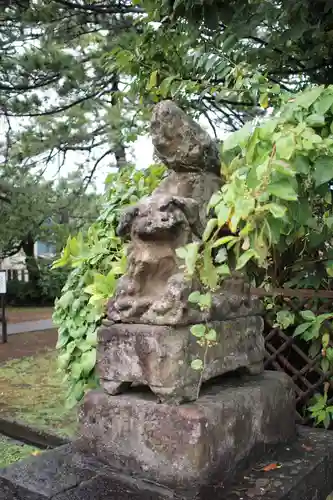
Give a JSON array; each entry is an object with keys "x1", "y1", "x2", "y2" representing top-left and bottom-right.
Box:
[
  {"x1": 0, "y1": 324, "x2": 78, "y2": 469},
  {"x1": 6, "y1": 307, "x2": 53, "y2": 324},
  {"x1": 0, "y1": 329, "x2": 57, "y2": 362},
  {"x1": 0, "y1": 345, "x2": 78, "y2": 438}
]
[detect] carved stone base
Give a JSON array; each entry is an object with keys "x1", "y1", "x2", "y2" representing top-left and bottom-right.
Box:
[
  {"x1": 78, "y1": 371, "x2": 296, "y2": 498},
  {"x1": 97, "y1": 316, "x2": 265, "y2": 404}
]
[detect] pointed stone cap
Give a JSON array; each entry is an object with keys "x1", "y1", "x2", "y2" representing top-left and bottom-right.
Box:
[{"x1": 150, "y1": 100, "x2": 221, "y2": 175}]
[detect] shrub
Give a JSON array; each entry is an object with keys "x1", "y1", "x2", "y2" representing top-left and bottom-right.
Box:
[{"x1": 6, "y1": 261, "x2": 68, "y2": 307}]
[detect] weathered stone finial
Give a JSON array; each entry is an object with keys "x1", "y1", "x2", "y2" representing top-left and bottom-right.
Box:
[{"x1": 151, "y1": 100, "x2": 221, "y2": 175}]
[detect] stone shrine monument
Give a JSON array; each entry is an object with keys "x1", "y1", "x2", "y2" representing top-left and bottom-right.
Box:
[
  {"x1": 78, "y1": 100, "x2": 296, "y2": 497},
  {"x1": 3, "y1": 101, "x2": 333, "y2": 500}
]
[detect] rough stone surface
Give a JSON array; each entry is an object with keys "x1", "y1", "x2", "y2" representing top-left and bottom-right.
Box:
[
  {"x1": 0, "y1": 444, "x2": 98, "y2": 499},
  {"x1": 150, "y1": 100, "x2": 221, "y2": 175},
  {"x1": 107, "y1": 100, "x2": 230, "y2": 327},
  {"x1": 97, "y1": 317, "x2": 265, "y2": 403},
  {"x1": 78, "y1": 371, "x2": 296, "y2": 496},
  {"x1": 108, "y1": 177, "x2": 223, "y2": 326},
  {"x1": 2, "y1": 427, "x2": 333, "y2": 500},
  {"x1": 0, "y1": 444, "x2": 173, "y2": 500}
]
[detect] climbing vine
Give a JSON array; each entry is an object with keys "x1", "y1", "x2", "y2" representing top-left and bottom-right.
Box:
[
  {"x1": 178, "y1": 85, "x2": 333, "y2": 427},
  {"x1": 52, "y1": 165, "x2": 164, "y2": 407}
]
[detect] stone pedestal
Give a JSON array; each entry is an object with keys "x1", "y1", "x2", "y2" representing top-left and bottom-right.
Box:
[
  {"x1": 78, "y1": 371, "x2": 296, "y2": 498},
  {"x1": 97, "y1": 317, "x2": 265, "y2": 404}
]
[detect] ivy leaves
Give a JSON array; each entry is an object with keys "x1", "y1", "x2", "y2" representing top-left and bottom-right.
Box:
[
  {"x1": 53, "y1": 165, "x2": 163, "y2": 406},
  {"x1": 175, "y1": 85, "x2": 333, "y2": 427}
]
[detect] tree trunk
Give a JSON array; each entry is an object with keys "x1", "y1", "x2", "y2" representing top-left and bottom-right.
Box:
[{"x1": 22, "y1": 233, "x2": 40, "y2": 287}]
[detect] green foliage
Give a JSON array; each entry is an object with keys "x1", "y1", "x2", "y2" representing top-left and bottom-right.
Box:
[
  {"x1": 6, "y1": 263, "x2": 68, "y2": 307},
  {"x1": 177, "y1": 85, "x2": 333, "y2": 428},
  {"x1": 52, "y1": 165, "x2": 164, "y2": 407},
  {"x1": 0, "y1": 170, "x2": 100, "y2": 260}
]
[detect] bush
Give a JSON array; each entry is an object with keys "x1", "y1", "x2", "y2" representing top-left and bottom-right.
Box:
[{"x1": 6, "y1": 263, "x2": 68, "y2": 307}]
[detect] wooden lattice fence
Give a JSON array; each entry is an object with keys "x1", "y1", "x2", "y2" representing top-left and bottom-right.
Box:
[{"x1": 252, "y1": 287, "x2": 333, "y2": 426}]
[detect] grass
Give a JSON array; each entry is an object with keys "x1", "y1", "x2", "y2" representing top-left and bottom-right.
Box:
[
  {"x1": 0, "y1": 350, "x2": 78, "y2": 438},
  {"x1": 0, "y1": 435, "x2": 41, "y2": 468}
]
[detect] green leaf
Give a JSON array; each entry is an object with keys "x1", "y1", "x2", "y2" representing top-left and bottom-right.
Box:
[
  {"x1": 303, "y1": 324, "x2": 321, "y2": 341},
  {"x1": 203, "y1": 218, "x2": 218, "y2": 242},
  {"x1": 223, "y1": 34, "x2": 238, "y2": 52},
  {"x1": 216, "y1": 203, "x2": 230, "y2": 227},
  {"x1": 175, "y1": 246, "x2": 188, "y2": 260},
  {"x1": 235, "y1": 249, "x2": 257, "y2": 270},
  {"x1": 222, "y1": 122, "x2": 252, "y2": 152},
  {"x1": 268, "y1": 180, "x2": 298, "y2": 201},
  {"x1": 321, "y1": 358, "x2": 330, "y2": 373},
  {"x1": 185, "y1": 242, "x2": 200, "y2": 276},
  {"x1": 188, "y1": 291, "x2": 202, "y2": 304},
  {"x1": 205, "y1": 329, "x2": 217, "y2": 342},
  {"x1": 73, "y1": 379, "x2": 85, "y2": 402},
  {"x1": 294, "y1": 155, "x2": 310, "y2": 174},
  {"x1": 199, "y1": 293, "x2": 211, "y2": 309},
  {"x1": 300, "y1": 310, "x2": 316, "y2": 321},
  {"x1": 314, "y1": 92, "x2": 333, "y2": 114},
  {"x1": 276, "y1": 310, "x2": 295, "y2": 329},
  {"x1": 216, "y1": 264, "x2": 230, "y2": 276},
  {"x1": 57, "y1": 290, "x2": 74, "y2": 309},
  {"x1": 313, "y1": 156, "x2": 333, "y2": 187},
  {"x1": 259, "y1": 92, "x2": 269, "y2": 109},
  {"x1": 326, "y1": 348, "x2": 333, "y2": 363},
  {"x1": 147, "y1": 70, "x2": 158, "y2": 90},
  {"x1": 265, "y1": 203, "x2": 287, "y2": 218},
  {"x1": 293, "y1": 86, "x2": 324, "y2": 109},
  {"x1": 293, "y1": 322, "x2": 312, "y2": 337},
  {"x1": 275, "y1": 135, "x2": 295, "y2": 160},
  {"x1": 190, "y1": 324, "x2": 206, "y2": 338},
  {"x1": 56, "y1": 331, "x2": 69, "y2": 349},
  {"x1": 306, "y1": 114, "x2": 326, "y2": 128},
  {"x1": 191, "y1": 358, "x2": 203, "y2": 371},
  {"x1": 159, "y1": 76, "x2": 177, "y2": 97},
  {"x1": 309, "y1": 397, "x2": 326, "y2": 413},
  {"x1": 212, "y1": 236, "x2": 238, "y2": 247},
  {"x1": 81, "y1": 349, "x2": 97, "y2": 376}
]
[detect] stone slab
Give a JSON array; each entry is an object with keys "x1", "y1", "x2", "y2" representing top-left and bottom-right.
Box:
[
  {"x1": 0, "y1": 444, "x2": 98, "y2": 500},
  {"x1": 78, "y1": 371, "x2": 296, "y2": 497},
  {"x1": 0, "y1": 444, "x2": 172, "y2": 500},
  {"x1": 224, "y1": 426, "x2": 333, "y2": 500},
  {"x1": 97, "y1": 317, "x2": 265, "y2": 404}
]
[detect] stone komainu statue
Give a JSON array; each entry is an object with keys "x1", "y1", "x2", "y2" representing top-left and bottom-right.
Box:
[{"x1": 98, "y1": 100, "x2": 264, "y2": 404}]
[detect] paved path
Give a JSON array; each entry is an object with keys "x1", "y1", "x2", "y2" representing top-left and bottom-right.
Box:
[{"x1": 1, "y1": 319, "x2": 54, "y2": 336}]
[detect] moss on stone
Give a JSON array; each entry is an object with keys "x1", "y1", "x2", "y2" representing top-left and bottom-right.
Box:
[{"x1": 0, "y1": 435, "x2": 41, "y2": 468}]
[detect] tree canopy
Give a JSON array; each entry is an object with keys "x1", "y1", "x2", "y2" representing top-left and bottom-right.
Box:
[{"x1": 2, "y1": 0, "x2": 333, "y2": 190}]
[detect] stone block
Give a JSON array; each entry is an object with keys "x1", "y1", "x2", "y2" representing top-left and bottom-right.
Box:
[
  {"x1": 0, "y1": 444, "x2": 98, "y2": 500},
  {"x1": 97, "y1": 316, "x2": 265, "y2": 404},
  {"x1": 78, "y1": 371, "x2": 296, "y2": 497},
  {"x1": 0, "y1": 444, "x2": 172, "y2": 500}
]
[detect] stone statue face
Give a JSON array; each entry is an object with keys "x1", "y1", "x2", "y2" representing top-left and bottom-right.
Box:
[{"x1": 117, "y1": 195, "x2": 201, "y2": 242}]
